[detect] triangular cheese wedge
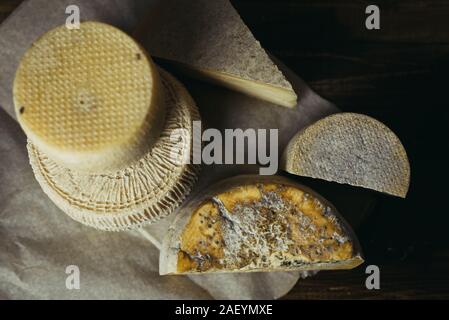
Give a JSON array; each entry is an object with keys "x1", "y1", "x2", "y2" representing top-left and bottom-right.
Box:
[
  {"x1": 135, "y1": 0, "x2": 297, "y2": 108},
  {"x1": 160, "y1": 175, "x2": 363, "y2": 275},
  {"x1": 281, "y1": 113, "x2": 411, "y2": 198}
]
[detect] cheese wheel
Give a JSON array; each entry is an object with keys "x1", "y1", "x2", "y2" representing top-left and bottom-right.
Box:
[
  {"x1": 28, "y1": 69, "x2": 201, "y2": 231},
  {"x1": 160, "y1": 175, "x2": 363, "y2": 275},
  {"x1": 14, "y1": 21, "x2": 165, "y2": 173},
  {"x1": 281, "y1": 113, "x2": 411, "y2": 198}
]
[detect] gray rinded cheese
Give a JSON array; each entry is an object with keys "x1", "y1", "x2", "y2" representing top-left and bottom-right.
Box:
[
  {"x1": 136, "y1": 0, "x2": 297, "y2": 108},
  {"x1": 281, "y1": 113, "x2": 410, "y2": 198}
]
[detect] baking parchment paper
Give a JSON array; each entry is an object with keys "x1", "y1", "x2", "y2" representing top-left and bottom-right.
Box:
[{"x1": 0, "y1": 0, "x2": 338, "y2": 299}]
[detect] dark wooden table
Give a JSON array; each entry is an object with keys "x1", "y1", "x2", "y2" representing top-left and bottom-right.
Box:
[{"x1": 2, "y1": 0, "x2": 448, "y2": 299}]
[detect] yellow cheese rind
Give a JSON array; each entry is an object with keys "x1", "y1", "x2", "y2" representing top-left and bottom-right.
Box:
[
  {"x1": 14, "y1": 21, "x2": 165, "y2": 173},
  {"x1": 28, "y1": 70, "x2": 201, "y2": 231},
  {"x1": 160, "y1": 175, "x2": 363, "y2": 275}
]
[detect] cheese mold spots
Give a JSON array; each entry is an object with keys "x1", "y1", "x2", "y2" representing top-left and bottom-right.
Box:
[{"x1": 160, "y1": 175, "x2": 363, "y2": 275}]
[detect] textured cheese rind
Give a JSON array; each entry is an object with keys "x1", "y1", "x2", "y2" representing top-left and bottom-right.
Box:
[
  {"x1": 14, "y1": 21, "x2": 165, "y2": 173},
  {"x1": 137, "y1": 0, "x2": 297, "y2": 107},
  {"x1": 28, "y1": 69, "x2": 201, "y2": 231},
  {"x1": 160, "y1": 175, "x2": 363, "y2": 275},
  {"x1": 281, "y1": 113, "x2": 411, "y2": 198}
]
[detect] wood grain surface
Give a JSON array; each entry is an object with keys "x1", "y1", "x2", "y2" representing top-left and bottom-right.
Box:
[{"x1": 1, "y1": 0, "x2": 448, "y2": 299}]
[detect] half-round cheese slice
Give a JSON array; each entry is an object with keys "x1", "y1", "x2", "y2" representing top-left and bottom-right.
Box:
[
  {"x1": 281, "y1": 113, "x2": 410, "y2": 198},
  {"x1": 28, "y1": 69, "x2": 201, "y2": 231},
  {"x1": 160, "y1": 175, "x2": 363, "y2": 275},
  {"x1": 14, "y1": 21, "x2": 165, "y2": 173}
]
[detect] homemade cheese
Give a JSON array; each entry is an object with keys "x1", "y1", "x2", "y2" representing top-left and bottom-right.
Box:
[
  {"x1": 28, "y1": 69, "x2": 201, "y2": 231},
  {"x1": 136, "y1": 0, "x2": 297, "y2": 108},
  {"x1": 15, "y1": 22, "x2": 201, "y2": 230},
  {"x1": 14, "y1": 22, "x2": 165, "y2": 173},
  {"x1": 281, "y1": 113, "x2": 411, "y2": 198},
  {"x1": 160, "y1": 175, "x2": 363, "y2": 274}
]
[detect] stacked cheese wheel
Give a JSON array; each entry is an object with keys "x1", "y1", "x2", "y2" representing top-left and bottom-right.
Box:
[{"x1": 14, "y1": 22, "x2": 201, "y2": 231}]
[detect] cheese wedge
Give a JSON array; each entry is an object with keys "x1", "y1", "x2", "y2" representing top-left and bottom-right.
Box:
[
  {"x1": 135, "y1": 0, "x2": 297, "y2": 108},
  {"x1": 160, "y1": 175, "x2": 363, "y2": 275},
  {"x1": 281, "y1": 113, "x2": 411, "y2": 198}
]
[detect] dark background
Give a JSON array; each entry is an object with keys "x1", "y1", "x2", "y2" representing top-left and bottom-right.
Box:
[{"x1": 2, "y1": 0, "x2": 449, "y2": 299}]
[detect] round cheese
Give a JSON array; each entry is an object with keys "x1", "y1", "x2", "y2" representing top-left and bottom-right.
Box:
[
  {"x1": 28, "y1": 69, "x2": 201, "y2": 231},
  {"x1": 14, "y1": 21, "x2": 165, "y2": 173}
]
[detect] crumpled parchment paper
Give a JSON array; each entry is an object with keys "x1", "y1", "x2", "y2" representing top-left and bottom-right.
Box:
[{"x1": 0, "y1": 0, "x2": 338, "y2": 299}]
